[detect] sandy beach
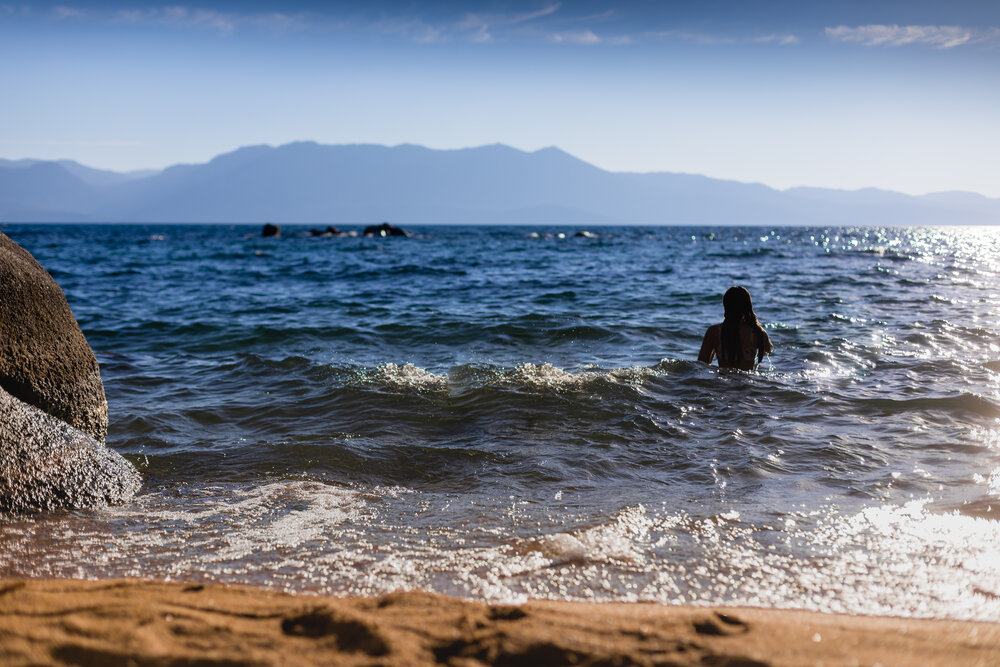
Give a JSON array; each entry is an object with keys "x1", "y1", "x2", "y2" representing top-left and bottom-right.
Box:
[
  {"x1": 6, "y1": 0, "x2": 1000, "y2": 661},
  {"x1": 1, "y1": 579, "x2": 998, "y2": 666}
]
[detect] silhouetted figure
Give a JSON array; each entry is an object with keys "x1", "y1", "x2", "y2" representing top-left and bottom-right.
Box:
[
  {"x1": 698, "y1": 286, "x2": 773, "y2": 370},
  {"x1": 261, "y1": 223, "x2": 281, "y2": 238}
]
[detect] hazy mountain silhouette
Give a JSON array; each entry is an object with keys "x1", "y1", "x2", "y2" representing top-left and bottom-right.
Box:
[
  {"x1": 1, "y1": 142, "x2": 997, "y2": 224},
  {"x1": 0, "y1": 158, "x2": 157, "y2": 188}
]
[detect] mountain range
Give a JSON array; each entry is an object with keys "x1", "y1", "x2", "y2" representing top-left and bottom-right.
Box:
[{"x1": 1, "y1": 142, "x2": 997, "y2": 225}]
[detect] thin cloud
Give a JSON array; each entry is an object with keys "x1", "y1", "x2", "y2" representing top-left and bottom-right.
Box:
[
  {"x1": 33, "y1": 4, "x2": 652, "y2": 48},
  {"x1": 564, "y1": 9, "x2": 616, "y2": 24},
  {"x1": 41, "y1": 4, "x2": 562, "y2": 42},
  {"x1": 654, "y1": 30, "x2": 799, "y2": 46},
  {"x1": 754, "y1": 34, "x2": 799, "y2": 46},
  {"x1": 372, "y1": 3, "x2": 562, "y2": 44},
  {"x1": 548, "y1": 29, "x2": 601, "y2": 45},
  {"x1": 51, "y1": 5, "x2": 85, "y2": 20},
  {"x1": 501, "y1": 3, "x2": 561, "y2": 26},
  {"x1": 114, "y1": 8, "x2": 237, "y2": 35},
  {"x1": 48, "y1": 5, "x2": 305, "y2": 35},
  {"x1": 372, "y1": 14, "x2": 445, "y2": 43},
  {"x1": 1, "y1": 4, "x2": 31, "y2": 16},
  {"x1": 825, "y1": 25, "x2": 994, "y2": 49},
  {"x1": 452, "y1": 3, "x2": 561, "y2": 43}
]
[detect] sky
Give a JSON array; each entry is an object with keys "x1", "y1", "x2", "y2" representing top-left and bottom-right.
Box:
[{"x1": 1, "y1": 1, "x2": 999, "y2": 196}]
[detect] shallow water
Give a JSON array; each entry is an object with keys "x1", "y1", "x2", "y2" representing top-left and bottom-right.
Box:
[{"x1": 2, "y1": 223, "x2": 999, "y2": 620}]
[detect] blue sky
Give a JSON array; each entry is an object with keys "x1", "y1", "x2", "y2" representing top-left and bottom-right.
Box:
[{"x1": 2, "y1": 1, "x2": 998, "y2": 196}]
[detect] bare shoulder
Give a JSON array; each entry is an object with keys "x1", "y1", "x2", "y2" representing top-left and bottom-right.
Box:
[
  {"x1": 757, "y1": 326, "x2": 774, "y2": 353},
  {"x1": 698, "y1": 324, "x2": 721, "y2": 364}
]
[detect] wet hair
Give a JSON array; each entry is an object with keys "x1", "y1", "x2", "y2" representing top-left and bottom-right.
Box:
[{"x1": 720, "y1": 286, "x2": 773, "y2": 364}]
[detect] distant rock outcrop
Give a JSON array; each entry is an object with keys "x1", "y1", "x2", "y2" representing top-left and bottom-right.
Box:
[
  {"x1": 309, "y1": 226, "x2": 342, "y2": 237},
  {"x1": 0, "y1": 232, "x2": 140, "y2": 512},
  {"x1": 262, "y1": 223, "x2": 281, "y2": 237},
  {"x1": 363, "y1": 223, "x2": 410, "y2": 237}
]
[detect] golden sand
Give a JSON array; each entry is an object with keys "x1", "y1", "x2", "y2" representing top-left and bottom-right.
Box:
[{"x1": 2, "y1": 579, "x2": 999, "y2": 665}]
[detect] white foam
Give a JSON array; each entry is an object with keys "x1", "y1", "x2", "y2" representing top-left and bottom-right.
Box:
[
  {"x1": 101, "y1": 481, "x2": 368, "y2": 562},
  {"x1": 6, "y1": 486, "x2": 1000, "y2": 620},
  {"x1": 371, "y1": 363, "x2": 448, "y2": 392},
  {"x1": 532, "y1": 505, "x2": 653, "y2": 565},
  {"x1": 507, "y1": 363, "x2": 657, "y2": 392},
  {"x1": 215, "y1": 482, "x2": 364, "y2": 560},
  {"x1": 337, "y1": 362, "x2": 659, "y2": 394}
]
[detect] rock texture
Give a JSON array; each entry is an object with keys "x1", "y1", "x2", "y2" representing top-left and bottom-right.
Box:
[
  {"x1": 0, "y1": 387, "x2": 140, "y2": 513},
  {"x1": 0, "y1": 232, "x2": 108, "y2": 442},
  {"x1": 0, "y1": 231, "x2": 139, "y2": 512},
  {"x1": 2, "y1": 580, "x2": 1000, "y2": 666}
]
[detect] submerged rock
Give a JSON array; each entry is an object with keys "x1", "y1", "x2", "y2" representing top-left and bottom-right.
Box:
[
  {"x1": 0, "y1": 232, "x2": 108, "y2": 442},
  {"x1": 363, "y1": 222, "x2": 410, "y2": 238},
  {"x1": 309, "y1": 226, "x2": 342, "y2": 237},
  {"x1": 0, "y1": 387, "x2": 140, "y2": 513},
  {"x1": 262, "y1": 223, "x2": 281, "y2": 238}
]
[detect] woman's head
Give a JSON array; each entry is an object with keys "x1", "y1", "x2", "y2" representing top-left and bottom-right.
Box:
[
  {"x1": 723, "y1": 286, "x2": 754, "y2": 320},
  {"x1": 719, "y1": 286, "x2": 770, "y2": 364}
]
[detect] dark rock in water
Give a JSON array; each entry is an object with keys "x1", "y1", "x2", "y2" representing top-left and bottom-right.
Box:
[
  {"x1": 0, "y1": 232, "x2": 140, "y2": 513},
  {"x1": 363, "y1": 223, "x2": 410, "y2": 238},
  {"x1": 262, "y1": 223, "x2": 281, "y2": 238},
  {"x1": 574, "y1": 231, "x2": 598, "y2": 238},
  {"x1": 309, "y1": 226, "x2": 342, "y2": 237},
  {"x1": 0, "y1": 232, "x2": 108, "y2": 442},
  {"x1": 0, "y1": 387, "x2": 140, "y2": 513}
]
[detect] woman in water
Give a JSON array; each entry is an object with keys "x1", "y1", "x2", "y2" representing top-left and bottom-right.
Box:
[{"x1": 698, "y1": 286, "x2": 773, "y2": 370}]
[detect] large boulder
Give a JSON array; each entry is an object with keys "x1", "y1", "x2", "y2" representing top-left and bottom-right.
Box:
[
  {"x1": 0, "y1": 232, "x2": 108, "y2": 442},
  {"x1": 0, "y1": 387, "x2": 140, "y2": 513},
  {"x1": 0, "y1": 231, "x2": 139, "y2": 512}
]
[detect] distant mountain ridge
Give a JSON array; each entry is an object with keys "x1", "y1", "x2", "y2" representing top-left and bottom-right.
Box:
[
  {"x1": 0, "y1": 158, "x2": 158, "y2": 188},
  {"x1": 1, "y1": 142, "x2": 997, "y2": 224}
]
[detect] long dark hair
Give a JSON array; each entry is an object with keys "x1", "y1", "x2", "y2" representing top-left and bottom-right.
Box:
[{"x1": 720, "y1": 286, "x2": 772, "y2": 364}]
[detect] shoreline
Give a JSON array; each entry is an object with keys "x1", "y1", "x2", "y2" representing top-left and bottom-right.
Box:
[{"x1": 2, "y1": 579, "x2": 999, "y2": 666}]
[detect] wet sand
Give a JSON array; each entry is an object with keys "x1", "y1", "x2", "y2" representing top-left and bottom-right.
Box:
[{"x1": 2, "y1": 579, "x2": 999, "y2": 666}]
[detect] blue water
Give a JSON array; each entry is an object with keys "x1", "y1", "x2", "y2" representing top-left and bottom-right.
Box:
[{"x1": 2, "y1": 223, "x2": 1000, "y2": 619}]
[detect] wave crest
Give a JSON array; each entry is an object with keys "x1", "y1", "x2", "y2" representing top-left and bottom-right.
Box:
[{"x1": 321, "y1": 361, "x2": 668, "y2": 395}]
